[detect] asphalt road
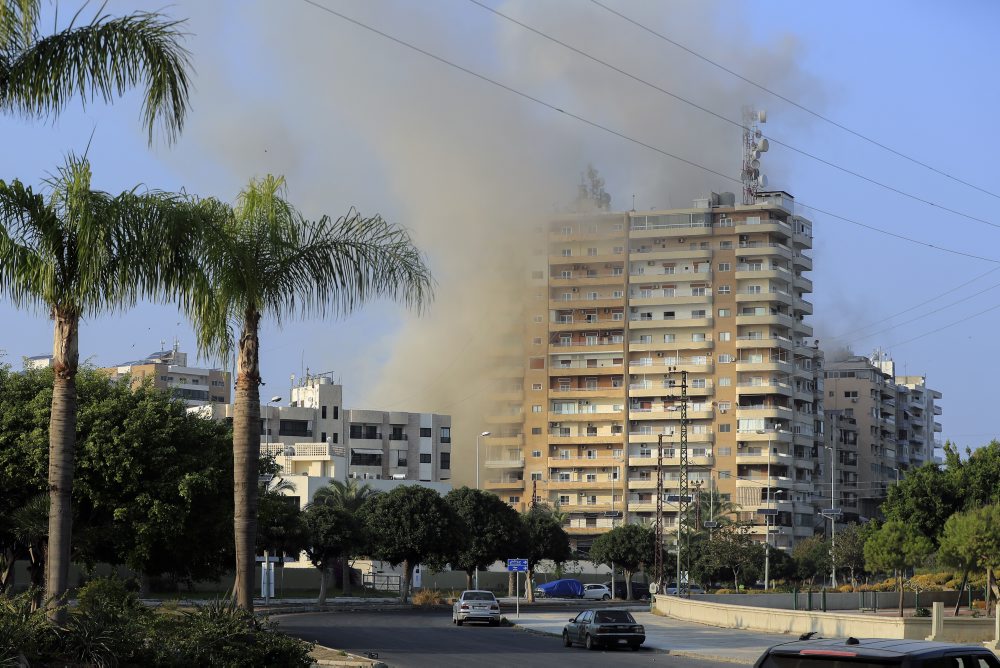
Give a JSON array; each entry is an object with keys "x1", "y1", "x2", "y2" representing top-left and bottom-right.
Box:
[{"x1": 274, "y1": 609, "x2": 729, "y2": 668}]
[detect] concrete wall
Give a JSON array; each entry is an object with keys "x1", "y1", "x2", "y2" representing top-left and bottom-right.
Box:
[
  {"x1": 693, "y1": 590, "x2": 962, "y2": 611},
  {"x1": 653, "y1": 595, "x2": 996, "y2": 643}
]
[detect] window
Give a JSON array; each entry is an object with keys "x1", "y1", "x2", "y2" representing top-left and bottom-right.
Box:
[
  {"x1": 531, "y1": 427, "x2": 542, "y2": 435},
  {"x1": 719, "y1": 354, "x2": 734, "y2": 363},
  {"x1": 321, "y1": 405, "x2": 327, "y2": 419},
  {"x1": 321, "y1": 431, "x2": 326, "y2": 441},
  {"x1": 718, "y1": 447, "x2": 732, "y2": 456},
  {"x1": 718, "y1": 309, "x2": 731, "y2": 318},
  {"x1": 533, "y1": 315, "x2": 543, "y2": 323},
  {"x1": 420, "y1": 427, "x2": 432, "y2": 437},
  {"x1": 440, "y1": 452, "x2": 450, "y2": 469},
  {"x1": 529, "y1": 357, "x2": 545, "y2": 369},
  {"x1": 532, "y1": 383, "x2": 542, "y2": 390},
  {"x1": 719, "y1": 331, "x2": 731, "y2": 341},
  {"x1": 532, "y1": 405, "x2": 543, "y2": 413},
  {"x1": 441, "y1": 427, "x2": 451, "y2": 443},
  {"x1": 331, "y1": 433, "x2": 338, "y2": 443},
  {"x1": 691, "y1": 378, "x2": 707, "y2": 388},
  {"x1": 561, "y1": 248, "x2": 572, "y2": 256},
  {"x1": 719, "y1": 240, "x2": 733, "y2": 249},
  {"x1": 350, "y1": 450, "x2": 382, "y2": 467},
  {"x1": 530, "y1": 472, "x2": 542, "y2": 481},
  {"x1": 559, "y1": 495, "x2": 571, "y2": 504},
  {"x1": 508, "y1": 496, "x2": 520, "y2": 504},
  {"x1": 719, "y1": 424, "x2": 732, "y2": 433},
  {"x1": 532, "y1": 450, "x2": 541, "y2": 457},
  {"x1": 663, "y1": 310, "x2": 675, "y2": 319},
  {"x1": 691, "y1": 333, "x2": 706, "y2": 342},
  {"x1": 419, "y1": 453, "x2": 432, "y2": 464},
  {"x1": 692, "y1": 309, "x2": 706, "y2": 318},
  {"x1": 333, "y1": 406, "x2": 339, "y2": 419},
  {"x1": 718, "y1": 262, "x2": 731, "y2": 271},
  {"x1": 718, "y1": 401, "x2": 731, "y2": 410},
  {"x1": 279, "y1": 419, "x2": 311, "y2": 437},
  {"x1": 532, "y1": 338, "x2": 542, "y2": 346},
  {"x1": 587, "y1": 247, "x2": 598, "y2": 256},
  {"x1": 662, "y1": 333, "x2": 675, "y2": 343},
  {"x1": 397, "y1": 451, "x2": 407, "y2": 467}
]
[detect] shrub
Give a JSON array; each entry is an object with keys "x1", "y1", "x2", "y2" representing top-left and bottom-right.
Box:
[
  {"x1": 913, "y1": 607, "x2": 931, "y2": 617},
  {"x1": 412, "y1": 589, "x2": 448, "y2": 606},
  {"x1": 0, "y1": 591, "x2": 57, "y2": 666},
  {"x1": 837, "y1": 584, "x2": 854, "y2": 593}
]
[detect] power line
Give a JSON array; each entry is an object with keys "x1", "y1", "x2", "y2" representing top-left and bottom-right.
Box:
[
  {"x1": 297, "y1": 0, "x2": 1000, "y2": 265},
  {"x1": 466, "y1": 0, "x2": 1000, "y2": 231},
  {"x1": 884, "y1": 301, "x2": 1000, "y2": 349},
  {"x1": 587, "y1": 0, "x2": 1000, "y2": 203}
]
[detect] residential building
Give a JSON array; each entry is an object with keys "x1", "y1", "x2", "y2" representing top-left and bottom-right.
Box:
[
  {"x1": 483, "y1": 190, "x2": 824, "y2": 552},
  {"x1": 24, "y1": 355, "x2": 53, "y2": 370},
  {"x1": 821, "y1": 351, "x2": 942, "y2": 520},
  {"x1": 194, "y1": 372, "x2": 452, "y2": 483},
  {"x1": 100, "y1": 344, "x2": 230, "y2": 406}
]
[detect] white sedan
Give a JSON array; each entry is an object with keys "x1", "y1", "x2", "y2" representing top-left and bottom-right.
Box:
[{"x1": 582, "y1": 583, "x2": 612, "y2": 601}]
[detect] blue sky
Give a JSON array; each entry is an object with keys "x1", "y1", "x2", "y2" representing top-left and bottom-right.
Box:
[{"x1": 1, "y1": 1, "x2": 997, "y2": 452}]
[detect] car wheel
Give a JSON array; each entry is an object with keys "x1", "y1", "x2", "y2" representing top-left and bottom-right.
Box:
[
  {"x1": 629, "y1": 642, "x2": 641, "y2": 651},
  {"x1": 489, "y1": 619, "x2": 499, "y2": 627},
  {"x1": 563, "y1": 631, "x2": 572, "y2": 647},
  {"x1": 602, "y1": 594, "x2": 610, "y2": 601},
  {"x1": 456, "y1": 618, "x2": 463, "y2": 626},
  {"x1": 585, "y1": 634, "x2": 597, "y2": 651}
]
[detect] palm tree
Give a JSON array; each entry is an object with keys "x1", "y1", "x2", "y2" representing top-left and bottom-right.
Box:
[
  {"x1": 1, "y1": 0, "x2": 191, "y2": 143},
  {"x1": 183, "y1": 175, "x2": 432, "y2": 611},
  {"x1": 312, "y1": 479, "x2": 379, "y2": 595},
  {"x1": 0, "y1": 155, "x2": 202, "y2": 620}
]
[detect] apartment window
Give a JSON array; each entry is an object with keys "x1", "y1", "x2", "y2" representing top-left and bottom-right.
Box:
[
  {"x1": 719, "y1": 331, "x2": 731, "y2": 341},
  {"x1": 638, "y1": 335, "x2": 652, "y2": 344},
  {"x1": 691, "y1": 379, "x2": 707, "y2": 388},
  {"x1": 419, "y1": 427, "x2": 432, "y2": 437},
  {"x1": 718, "y1": 262, "x2": 731, "y2": 271},
  {"x1": 532, "y1": 427, "x2": 542, "y2": 435},
  {"x1": 508, "y1": 496, "x2": 520, "y2": 504},
  {"x1": 419, "y1": 453, "x2": 432, "y2": 464},
  {"x1": 530, "y1": 472, "x2": 543, "y2": 481},
  {"x1": 718, "y1": 309, "x2": 731, "y2": 318},
  {"x1": 663, "y1": 334, "x2": 675, "y2": 343},
  {"x1": 529, "y1": 357, "x2": 545, "y2": 369},
  {"x1": 718, "y1": 401, "x2": 731, "y2": 411},
  {"x1": 561, "y1": 248, "x2": 572, "y2": 256},
  {"x1": 440, "y1": 452, "x2": 451, "y2": 470},
  {"x1": 559, "y1": 495, "x2": 571, "y2": 504},
  {"x1": 719, "y1": 424, "x2": 732, "y2": 433},
  {"x1": 397, "y1": 451, "x2": 407, "y2": 467},
  {"x1": 719, "y1": 240, "x2": 733, "y2": 249},
  {"x1": 532, "y1": 450, "x2": 541, "y2": 457},
  {"x1": 612, "y1": 267, "x2": 623, "y2": 276},
  {"x1": 692, "y1": 309, "x2": 706, "y2": 318},
  {"x1": 532, "y1": 383, "x2": 542, "y2": 390},
  {"x1": 587, "y1": 247, "x2": 598, "y2": 256},
  {"x1": 586, "y1": 474, "x2": 597, "y2": 483},
  {"x1": 279, "y1": 420, "x2": 310, "y2": 437},
  {"x1": 531, "y1": 405, "x2": 542, "y2": 413},
  {"x1": 663, "y1": 311, "x2": 675, "y2": 319},
  {"x1": 351, "y1": 450, "x2": 382, "y2": 467},
  {"x1": 612, "y1": 290, "x2": 624, "y2": 298},
  {"x1": 533, "y1": 315, "x2": 543, "y2": 323},
  {"x1": 333, "y1": 406, "x2": 339, "y2": 419},
  {"x1": 717, "y1": 285, "x2": 731, "y2": 295},
  {"x1": 321, "y1": 405, "x2": 327, "y2": 419},
  {"x1": 691, "y1": 333, "x2": 706, "y2": 342},
  {"x1": 441, "y1": 427, "x2": 451, "y2": 443},
  {"x1": 719, "y1": 354, "x2": 735, "y2": 363},
  {"x1": 844, "y1": 391, "x2": 858, "y2": 398},
  {"x1": 613, "y1": 246, "x2": 624, "y2": 254},
  {"x1": 331, "y1": 433, "x2": 338, "y2": 443}
]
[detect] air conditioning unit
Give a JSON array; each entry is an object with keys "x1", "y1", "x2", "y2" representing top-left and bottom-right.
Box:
[
  {"x1": 656, "y1": 352, "x2": 664, "y2": 357},
  {"x1": 647, "y1": 261, "x2": 655, "y2": 266},
  {"x1": 678, "y1": 237, "x2": 686, "y2": 243},
  {"x1": 572, "y1": 287, "x2": 578, "y2": 292},
  {"x1": 720, "y1": 408, "x2": 727, "y2": 414},
  {"x1": 851, "y1": 398, "x2": 858, "y2": 403}
]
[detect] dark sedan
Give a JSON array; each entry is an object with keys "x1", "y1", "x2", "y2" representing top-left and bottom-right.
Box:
[{"x1": 562, "y1": 609, "x2": 645, "y2": 651}]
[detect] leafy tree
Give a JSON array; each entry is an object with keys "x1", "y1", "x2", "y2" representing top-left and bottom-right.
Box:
[
  {"x1": 880, "y1": 463, "x2": 961, "y2": 547},
  {"x1": 705, "y1": 523, "x2": 763, "y2": 591},
  {"x1": 181, "y1": 176, "x2": 432, "y2": 611},
  {"x1": 949, "y1": 441, "x2": 1000, "y2": 510},
  {"x1": 864, "y1": 519, "x2": 933, "y2": 616},
  {"x1": 792, "y1": 536, "x2": 831, "y2": 585},
  {"x1": 311, "y1": 479, "x2": 379, "y2": 595},
  {"x1": 362, "y1": 485, "x2": 466, "y2": 603},
  {"x1": 831, "y1": 523, "x2": 868, "y2": 589},
  {"x1": 521, "y1": 507, "x2": 571, "y2": 602},
  {"x1": 939, "y1": 509, "x2": 984, "y2": 616},
  {"x1": 256, "y1": 490, "x2": 307, "y2": 563},
  {"x1": 302, "y1": 504, "x2": 357, "y2": 604},
  {"x1": 0, "y1": 0, "x2": 192, "y2": 143},
  {"x1": 444, "y1": 487, "x2": 524, "y2": 590},
  {"x1": 589, "y1": 524, "x2": 655, "y2": 600}
]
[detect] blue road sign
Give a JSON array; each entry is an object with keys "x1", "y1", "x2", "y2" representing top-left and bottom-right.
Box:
[{"x1": 507, "y1": 558, "x2": 528, "y2": 572}]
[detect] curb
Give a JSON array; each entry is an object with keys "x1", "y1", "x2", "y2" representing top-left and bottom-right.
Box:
[{"x1": 310, "y1": 643, "x2": 388, "y2": 668}]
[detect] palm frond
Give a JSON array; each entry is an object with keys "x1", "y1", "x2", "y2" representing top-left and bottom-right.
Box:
[
  {"x1": 3, "y1": 9, "x2": 191, "y2": 144},
  {"x1": 0, "y1": 0, "x2": 38, "y2": 52},
  {"x1": 0, "y1": 178, "x2": 58, "y2": 310}
]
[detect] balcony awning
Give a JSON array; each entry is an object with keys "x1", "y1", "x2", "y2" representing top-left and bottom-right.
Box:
[{"x1": 351, "y1": 447, "x2": 383, "y2": 455}]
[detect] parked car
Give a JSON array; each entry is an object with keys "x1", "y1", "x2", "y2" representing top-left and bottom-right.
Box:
[
  {"x1": 535, "y1": 578, "x2": 584, "y2": 599},
  {"x1": 562, "y1": 609, "x2": 645, "y2": 651},
  {"x1": 602, "y1": 580, "x2": 651, "y2": 600},
  {"x1": 452, "y1": 590, "x2": 500, "y2": 626},
  {"x1": 582, "y1": 583, "x2": 612, "y2": 601},
  {"x1": 754, "y1": 636, "x2": 1000, "y2": 668},
  {"x1": 664, "y1": 582, "x2": 706, "y2": 595}
]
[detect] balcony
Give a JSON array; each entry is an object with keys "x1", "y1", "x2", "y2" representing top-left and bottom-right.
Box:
[
  {"x1": 735, "y1": 335, "x2": 794, "y2": 351},
  {"x1": 548, "y1": 456, "x2": 624, "y2": 469},
  {"x1": 628, "y1": 430, "x2": 714, "y2": 444},
  {"x1": 736, "y1": 289, "x2": 794, "y2": 307},
  {"x1": 484, "y1": 456, "x2": 525, "y2": 469},
  {"x1": 735, "y1": 264, "x2": 793, "y2": 281},
  {"x1": 549, "y1": 339, "x2": 624, "y2": 354},
  {"x1": 627, "y1": 248, "x2": 711, "y2": 265},
  {"x1": 546, "y1": 478, "x2": 617, "y2": 491},
  {"x1": 628, "y1": 316, "x2": 713, "y2": 329},
  {"x1": 549, "y1": 409, "x2": 624, "y2": 422},
  {"x1": 736, "y1": 381, "x2": 793, "y2": 397},
  {"x1": 629, "y1": 289, "x2": 711, "y2": 306},
  {"x1": 734, "y1": 218, "x2": 792, "y2": 236},
  {"x1": 485, "y1": 479, "x2": 525, "y2": 491},
  {"x1": 627, "y1": 406, "x2": 714, "y2": 420},
  {"x1": 736, "y1": 241, "x2": 793, "y2": 259},
  {"x1": 735, "y1": 358, "x2": 795, "y2": 374},
  {"x1": 547, "y1": 432, "x2": 625, "y2": 445},
  {"x1": 737, "y1": 405, "x2": 794, "y2": 420},
  {"x1": 549, "y1": 386, "x2": 624, "y2": 399},
  {"x1": 549, "y1": 253, "x2": 624, "y2": 267},
  {"x1": 737, "y1": 429, "x2": 793, "y2": 444},
  {"x1": 794, "y1": 298, "x2": 814, "y2": 315},
  {"x1": 627, "y1": 451, "x2": 714, "y2": 467},
  {"x1": 550, "y1": 273, "x2": 625, "y2": 287},
  {"x1": 483, "y1": 434, "x2": 524, "y2": 447},
  {"x1": 794, "y1": 274, "x2": 813, "y2": 292},
  {"x1": 735, "y1": 312, "x2": 795, "y2": 328},
  {"x1": 552, "y1": 317, "x2": 628, "y2": 332},
  {"x1": 548, "y1": 296, "x2": 625, "y2": 310},
  {"x1": 793, "y1": 252, "x2": 813, "y2": 270},
  {"x1": 735, "y1": 449, "x2": 794, "y2": 465}
]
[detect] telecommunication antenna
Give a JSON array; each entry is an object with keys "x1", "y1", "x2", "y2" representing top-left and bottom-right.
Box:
[{"x1": 741, "y1": 106, "x2": 769, "y2": 204}]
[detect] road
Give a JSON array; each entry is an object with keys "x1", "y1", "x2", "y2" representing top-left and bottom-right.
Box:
[{"x1": 274, "y1": 608, "x2": 730, "y2": 668}]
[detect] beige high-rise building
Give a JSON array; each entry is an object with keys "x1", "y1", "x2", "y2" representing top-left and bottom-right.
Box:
[
  {"x1": 483, "y1": 190, "x2": 825, "y2": 552},
  {"x1": 822, "y1": 352, "x2": 942, "y2": 521}
]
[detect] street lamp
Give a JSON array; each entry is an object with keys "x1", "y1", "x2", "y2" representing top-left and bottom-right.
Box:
[
  {"x1": 265, "y1": 395, "x2": 282, "y2": 449},
  {"x1": 756, "y1": 428, "x2": 776, "y2": 591},
  {"x1": 609, "y1": 453, "x2": 624, "y2": 600},
  {"x1": 474, "y1": 430, "x2": 490, "y2": 590}
]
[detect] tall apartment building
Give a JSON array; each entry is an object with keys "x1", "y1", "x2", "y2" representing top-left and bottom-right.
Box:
[
  {"x1": 483, "y1": 190, "x2": 824, "y2": 552},
  {"x1": 195, "y1": 372, "x2": 452, "y2": 483},
  {"x1": 822, "y1": 352, "x2": 942, "y2": 520},
  {"x1": 101, "y1": 345, "x2": 231, "y2": 406}
]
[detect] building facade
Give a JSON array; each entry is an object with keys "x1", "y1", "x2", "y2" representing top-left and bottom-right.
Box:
[
  {"x1": 101, "y1": 346, "x2": 230, "y2": 406},
  {"x1": 484, "y1": 190, "x2": 824, "y2": 551},
  {"x1": 822, "y1": 352, "x2": 942, "y2": 520}
]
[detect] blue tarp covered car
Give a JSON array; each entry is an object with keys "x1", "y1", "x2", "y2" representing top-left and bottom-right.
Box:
[{"x1": 534, "y1": 578, "x2": 584, "y2": 598}]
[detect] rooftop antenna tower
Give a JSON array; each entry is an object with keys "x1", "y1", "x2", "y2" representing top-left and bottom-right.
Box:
[{"x1": 741, "y1": 106, "x2": 769, "y2": 204}]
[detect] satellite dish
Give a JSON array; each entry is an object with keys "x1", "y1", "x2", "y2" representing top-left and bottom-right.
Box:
[
  {"x1": 758, "y1": 110, "x2": 767, "y2": 123},
  {"x1": 754, "y1": 129, "x2": 762, "y2": 139},
  {"x1": 751, "y1": 159, "x2": 760, "y2": 169},
  {"x1": 751, "y1": 168, "x2": 760, "y2": 179},
  {"x1": 758, "y1": 174, "x2": 769, "y2": 187},
  {"x1": 752, "y1": 149, "x2": 761, "y2": 160},
  {"x1": 758, "y1": 138, "x2": 770, "y2": 152}
]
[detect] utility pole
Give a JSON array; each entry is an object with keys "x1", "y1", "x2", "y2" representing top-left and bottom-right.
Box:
[
  {"x1": 654, "y1": 432, "x2": 664, "y2": 589},
  {"x1": 679, "y1": 370, "x2": 688, "y2": 593}
]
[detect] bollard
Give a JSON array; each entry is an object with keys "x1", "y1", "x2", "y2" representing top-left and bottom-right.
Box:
[
  {"x1": 873, "y1": 591, "x2": 878, "y2": 614},
  {"x1": 915, "y1": 590, "x2": 920, "y2": 610},
  {"x1": 969, "y1": 586, "x2": 973, "y2": 610},
  {"x1": 822, "y1": 588, "x2": 827, "y2": 612},
  {"x1": 807, "y1": 590, "x2": 813, "y2": 611},
  {"x1": 925, "y1": 602, "x2": 944, "y2": 641},
  {"x1": 793, "y1": 588, "x2": 798, "y2": 611}
]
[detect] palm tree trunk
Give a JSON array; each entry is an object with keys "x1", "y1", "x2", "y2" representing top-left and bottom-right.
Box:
[
  {"x1": 45, "y1": 310, "x2": 79, "y2": 622},
  {"x1": 508, "y1": 571, "x2": 515, "y2": 597},
  {"x1": 342, "y1": 555, "x2": 352, "y2": 596},
  {"x1": 400, "y1": 559, "x2": 412, "y2": 604},
  {"x1": 466, "y1": 571, "x2": 474, "y2": 590},
  {"x1": 233, "y1": 309, "x2": 262, "y2": 611},
  {"x1": 526, "y1": 568, "x2": 535, "y2": 603}
]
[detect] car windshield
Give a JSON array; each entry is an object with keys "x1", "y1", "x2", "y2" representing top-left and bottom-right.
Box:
[
  {"x1": 463, "y1": 592, "x2": 495, "y2": 601},
  {"x1": 762, "y1": 656, "x2": 902, "y2": 668},
  {"x1": 595, "y1": 611, "x2": 636, "y2": 623}
]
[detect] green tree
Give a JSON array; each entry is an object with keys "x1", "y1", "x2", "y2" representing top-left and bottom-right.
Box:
[
  {"x1": 311, "y1": 479, "x2": 379, "y2": 595},
  {"x1": 706, "y1": 523, "x2": 763, "y2": 591},
  {"x1": 302, "y1": 504, "x2": 358, "y2": 604},
  {"x1": 0, "y1": 162, "x2": 206, "y2": 618},
  {"x1": 949, "y1": 441, "x2": 1000, "y2": 510},
  {"x1": 588, "y1": 524, "x2": 655, "y2": 600},
  {"x1": 880, "y1": 463, "x2": 961, "y2": 547},
  {"x1": 257, "y1": 490, "x2": 307, "y2": 564},
  {"x1": 831, "y1": 523, "x2": 868, "y2": 589},
  {"x1": 792, "y1": 535, "x2": 831, "y2": 585},
  {"x1": 362, "y1": 485, "x2": 466, "y2": 604},
  {"x1": 444, "y1": 487, "x2": 524, "y2": 590},
  {"x1": 182, "y1": 176, "x2": 432, "y2": 611},
  {"x1": 864, "y1": 519, "x2": 933, "y2": 616},
  {"x1": 1, "y1": 0, "x2": 192, "y2": 143},
  {"x1": 938, "y1": 509, "x2": 984, "y2": 616},
  {"x1": 521, "y1": 507, "x2": 571, "y2": 602}
]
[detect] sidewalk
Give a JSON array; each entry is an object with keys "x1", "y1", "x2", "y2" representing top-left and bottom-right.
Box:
[{"x1": 513, "y1": 610, "x2": 789, "y2": 664}]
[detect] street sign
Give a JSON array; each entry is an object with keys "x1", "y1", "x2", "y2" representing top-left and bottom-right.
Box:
[
  {"x1": 820, "y1": 508, "x2": 843, "y2": 517},
  {"x1": 756, "y1": 508, "x2": 778, "y2": 516},
  {"x1": 703, "y1": 521, "x2": 719, "y2": 528},
  {"x1": 507, "y1": 558, "x2": 528, "y2": 572},
  {"x1": 665, "y1": 494, "x2": 692, "y2": 503}
]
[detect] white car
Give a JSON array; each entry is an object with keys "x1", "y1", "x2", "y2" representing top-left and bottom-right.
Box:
[
  {"x1": 582, "y1": 583, "x2": 612, "y2": 601},
  {"x1": 452, "y1": 590, "x2": 501, "y2": 626}
]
